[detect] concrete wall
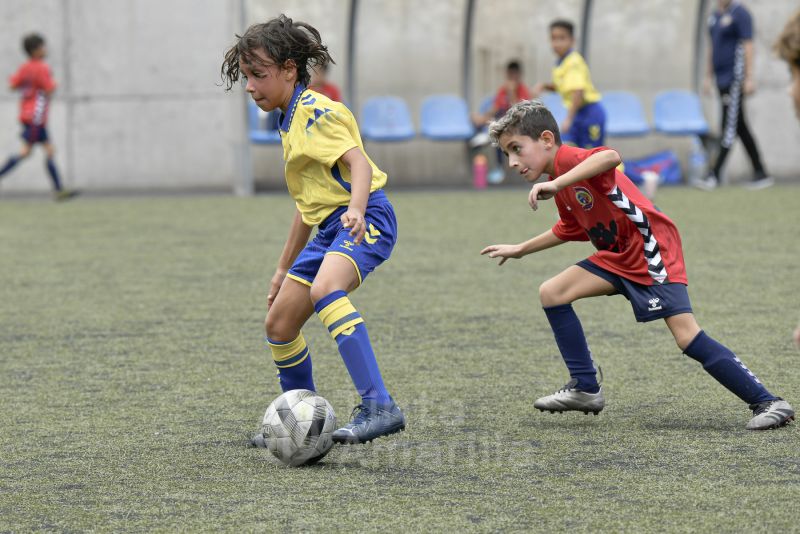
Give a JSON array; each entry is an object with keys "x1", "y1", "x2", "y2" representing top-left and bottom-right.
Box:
[
  {"x1": 0, "y1": 0, "x2": 797, "y2": 193},
  {"x1": 0, "y1": 0, "x2": 247, "y2": 193}
]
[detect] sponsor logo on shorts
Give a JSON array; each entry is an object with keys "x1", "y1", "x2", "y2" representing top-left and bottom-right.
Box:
[{"x1": 648, "y1": 297, "x2": 662, "y2": 312}]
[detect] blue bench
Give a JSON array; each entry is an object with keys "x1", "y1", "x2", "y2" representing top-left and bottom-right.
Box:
[
  {"x1": 653, "y1": 90, "x2": 709, "y2": 136},
  {"x1": 539, "y1": 92, "x2": 568, "y2": 126},
  {"x1": 420, "y1": 95, "x2": 475, "y2": 141},
  {"x1": 360, "y1": 96, "x2": 415, "y2": 142},
  {"x1": 248, "y1": 100, "x2": 281, "y2": 144},
  {"x1": 602, "y1": 91, "x2": 651, "y2": 137}
]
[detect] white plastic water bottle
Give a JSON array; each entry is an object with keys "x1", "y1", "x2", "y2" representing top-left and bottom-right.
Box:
[{"x1": 688, "y1": 136, "x2": 707, "y2": 183}]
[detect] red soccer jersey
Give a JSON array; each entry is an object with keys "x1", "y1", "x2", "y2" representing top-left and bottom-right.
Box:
[
  {"x1": 9, "y1": 59, "x2": 56, "y2": 126},
  {"x1": 493, "y1": 83, "x2": 531, "y2": 114},
  {"x1": 309, "y1": 81, "x2": 341, "y2": 103},
  {"x1": 550, "y1": 145, "x2": 688, "y2": 286}
]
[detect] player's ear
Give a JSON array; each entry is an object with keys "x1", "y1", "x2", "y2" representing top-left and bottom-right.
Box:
[
  {"x1": 540, "y1": 130, "x2": 555, "y2": 147},
  {"x1": 282, "y1": 59, "x2": 298, "y2": 81}
]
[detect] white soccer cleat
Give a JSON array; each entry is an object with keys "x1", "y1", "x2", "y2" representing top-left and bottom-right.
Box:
[
  {"x1": 746, "y1": 398, "x2": 794, "y2": 430},
  {"x1": 534, "y1": 379, "x2": 605, "y2": 415}
]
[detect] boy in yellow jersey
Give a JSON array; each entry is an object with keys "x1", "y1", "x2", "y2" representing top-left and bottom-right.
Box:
[
  {"x1": 532, "y1": 19, "x2": 606, "y2": 149},
  {"x1": 222, "y1": 15, "x2": 404, "y2": 445}
]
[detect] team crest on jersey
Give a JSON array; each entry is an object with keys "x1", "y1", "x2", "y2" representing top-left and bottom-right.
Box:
[{"x1": 574, "y1": 186, "x2": 594, "y2": 211}]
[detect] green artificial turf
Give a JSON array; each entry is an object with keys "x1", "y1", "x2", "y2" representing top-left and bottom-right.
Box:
[{"x1": 1, "y1": 185, "x2": 798, "y2": 532}]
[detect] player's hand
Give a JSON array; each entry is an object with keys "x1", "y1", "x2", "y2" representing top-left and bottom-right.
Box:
[
  {"x1": 528, "y1": 182, "x2": 558, "y2": 211},
  {"x1": 793, "y1": 323, "x2": 800, "y2": 349},
  {"x1": 341, "y1": 208, "x2": 367, "y2": 245},
  {"x1": 480, "y1": 244, "x2": 523, "y2": 266},
  {"x1": 267, "y1": 269, "x2": 287, "y2": 309},
  {"x1": 744, "y1": 77, "x2": 756, "y2": 95},
  {"x1": 702, "y1": 77, "x2": 713, "y2": 96},
  {"x1": 560, "y1": 117, "x2": 573, "y2": 136}
]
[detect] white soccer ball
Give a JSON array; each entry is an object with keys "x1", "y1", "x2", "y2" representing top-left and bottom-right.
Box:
[{"x1": 262, "y1": 389, "x2": 337, "y2": 467}]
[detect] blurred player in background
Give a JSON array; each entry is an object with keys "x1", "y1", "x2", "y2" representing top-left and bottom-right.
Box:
[
  {"x1": 308, "y1": 63, "x2": 342, "y2": 103},
  {"x1": 532, "y1": 19, "x2": 606, "y2": 150},
  {"x1": 472, "y1": 60, "x2": 531, "y2": 183},
  {"x1": 0, "y1": 34, "x2": 75, "y2": 200},
  {"x1": 697, "y1": 0, "x2": 771, "y2": 191}
]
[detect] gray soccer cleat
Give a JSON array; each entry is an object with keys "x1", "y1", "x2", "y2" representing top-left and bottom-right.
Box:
[
  {"x1": 746, "y1": 398, "x2": 795, "y2": 430},
  {"x1": 534, "y1": 378, "x2": 605, "y2": 415}
]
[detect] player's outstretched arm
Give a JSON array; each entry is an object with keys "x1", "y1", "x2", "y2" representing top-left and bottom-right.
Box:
[
  {"x1": 481, "y1": 229, "x2": 565, "y2": 265},
  {"x1": 268, "y1": 209, "x2": 313, "y2": 308},
  {"x1": 528, "y1": 149, "x2": 621, "y2": 210}
]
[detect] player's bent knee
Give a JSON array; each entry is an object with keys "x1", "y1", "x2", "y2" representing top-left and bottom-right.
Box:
[
  {"x1": 265, "y1": 313, "x2": 298, "y2": 343},
  {"x1": 539, "y1": 279, "x2": 568, "y2": 307},
  {"x1": 309, "y1": 281, "x2": 341, "y2": 304}
]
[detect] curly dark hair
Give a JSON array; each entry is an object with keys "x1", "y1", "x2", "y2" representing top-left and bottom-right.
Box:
[
  {"x1": 221, "y1": 14, "x2": 334, "y2": 90},
  {"x1": 22, "y1": 33, "x2": 45, "y2": 57},
  {"x1": 775, "y1": 10, "x2": 800, "y2": 69}
]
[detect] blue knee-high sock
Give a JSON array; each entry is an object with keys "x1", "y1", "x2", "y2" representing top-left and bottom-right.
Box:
[
  {"x1": 46, "y1": 159, "x2": 62, "y2": 191},
  {"x1": 267, "y1": 334, "x2": 315, "y2": 392},
  {"x1": 0, "y1": 155, "x2": 21, "y2": 178},
  {"x1": 315, "y1": 290, "x2": 390, "y2": 405},
  {"x1": 543, "y1": 304, "x2": 599, "y2": 393},
  {"x1": 683, "y1": 331, "x2": 774, "y2": 405}
]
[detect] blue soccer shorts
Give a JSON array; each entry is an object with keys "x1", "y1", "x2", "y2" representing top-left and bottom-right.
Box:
[
  {"x1": 287, "y1": 190, "x2": 397, "y2": 288},
  {"x1": 577, "y1": 259, "x2": 693, "y2": 322},
  {"x1": 562, "y1": 102, "x2": 606, "y2": 149},
  {"x1": 21, "y1": 123, "x2": 49, "y2": 144}
]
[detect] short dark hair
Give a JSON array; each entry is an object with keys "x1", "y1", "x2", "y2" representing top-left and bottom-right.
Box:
[
  {"x1": 488, "y1": 99, "x2": 562, "y2": 146},
  {"x1": 506, "y1": 60, "x2": 522, "y2": 73},
  {"x1": 221, "y1": 14, "x2": 334, "y2": 90},
  {"x1": 549, "y1": 19, "x2": 575, "y2": 37},
  {"x1": 22, "y1": 33, "x2": 45, "y2": 57}
]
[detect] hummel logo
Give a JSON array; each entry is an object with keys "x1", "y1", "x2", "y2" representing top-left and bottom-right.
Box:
[{"x1": 647, "y1": 297, "x2": 662, "y2": 312}]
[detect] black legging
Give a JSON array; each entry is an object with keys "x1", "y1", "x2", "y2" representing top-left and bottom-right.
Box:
[{"x1": 712, "y1": 83, "x2": 766, "y2": 178}]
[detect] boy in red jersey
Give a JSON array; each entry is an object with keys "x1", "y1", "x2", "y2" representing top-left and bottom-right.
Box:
[
  {"x1": 0, "y1": 34, "x2": 75, "y2": 200},
  {"x1": 481, "y1": 100, "x2": 793, "y2": 430}
]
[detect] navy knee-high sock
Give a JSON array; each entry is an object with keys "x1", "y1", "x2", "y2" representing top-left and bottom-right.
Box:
[
  {"x1": 684, "y1": 331, "x2": 774, "y2": 405},
  {"x1": 316, "y1": 290, "x2": 391, "y2": 405},
  {"x1": 543, "y1": 304, "x2": 599, "y2": 393},
  {"x1": 0, "y1": 155, "x2": 21, "y2": 178},
  {"x1": 46, "y1": 158, "x2": 62, "y2": 191}
]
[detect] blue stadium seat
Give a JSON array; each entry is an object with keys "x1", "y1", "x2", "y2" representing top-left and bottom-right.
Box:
[
  {"x1": 602, "y1": 91, "x2": 651, "y2": 137},
  {"x1": 248, "y1": 100, "x2": 281, "y2": 144},
  {"x1": 653, "y1": 90, "x2": 709, "y2": 136},
  {"x1": 539, "y1": 92, "x2": 568, "y2": 126},
  {"x1": 360, "y1": 96, "x2": 415, "y2": 142},
  {"x1": 420, "y1": 95, "x2": 475, "y2": 141}
]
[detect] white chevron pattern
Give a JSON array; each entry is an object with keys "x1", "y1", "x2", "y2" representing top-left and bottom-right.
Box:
[{"x1": 607, "y1": 186, "x2": 668, "y2": 284}]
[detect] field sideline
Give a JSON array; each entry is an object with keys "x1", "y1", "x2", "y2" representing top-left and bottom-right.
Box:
[{"x1": 1, "y1": 185, "x2": 798, "y2": 531}]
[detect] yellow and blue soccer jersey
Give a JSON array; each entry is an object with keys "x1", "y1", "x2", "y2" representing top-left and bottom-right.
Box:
[
  {"x1": 552, "y1": 50, "x2": 602, "y2": 108},
  {"x1": 280, "y1": 86, "x2": 387, "y2": 226}
]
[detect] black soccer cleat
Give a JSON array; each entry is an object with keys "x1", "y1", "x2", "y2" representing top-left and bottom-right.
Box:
[{"x1": 332, "y1": 400, "x2": 406, "y2": 444}]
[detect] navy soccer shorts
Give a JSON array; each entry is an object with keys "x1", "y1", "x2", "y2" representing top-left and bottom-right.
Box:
[
  {"x1": 21, "y1": 123, "x2": 49, "y2": 144},
  {"x1": 562, "y1": 102, "x2": 606, "y2": 149},
  {"x1": 577, "y1": 259, "x2": 693, "y2": 322},
  {"x1": 287, "y1": 190, "x2": 397, "y2": 288}
]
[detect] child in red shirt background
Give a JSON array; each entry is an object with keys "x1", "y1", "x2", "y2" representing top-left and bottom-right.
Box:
[{"x1": 0, "y1": 33, "x2": 75, "y2": 200}]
